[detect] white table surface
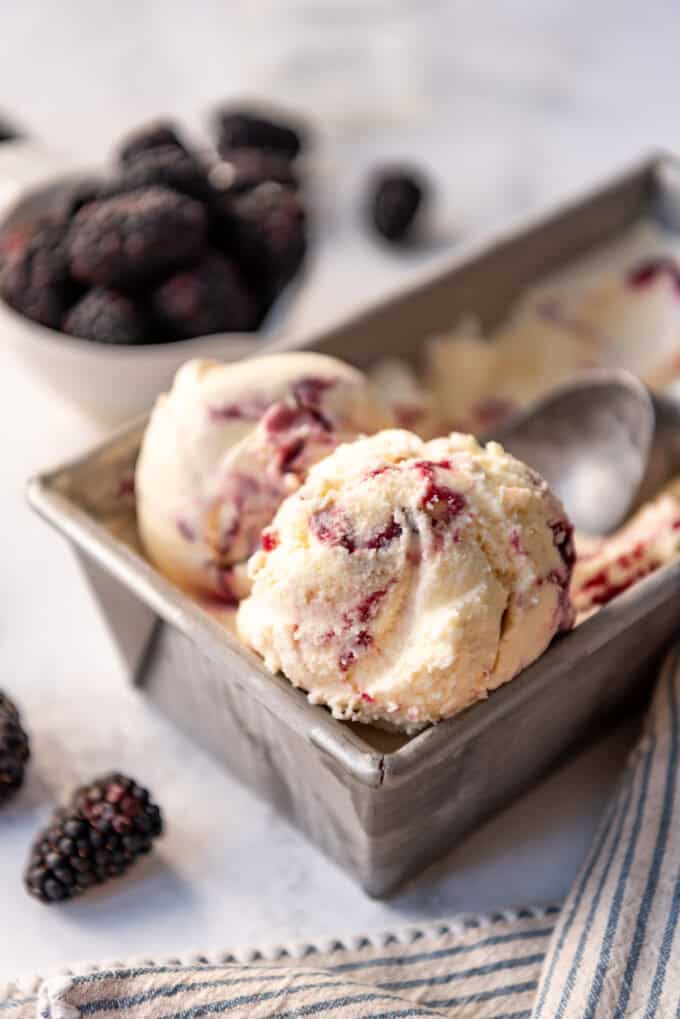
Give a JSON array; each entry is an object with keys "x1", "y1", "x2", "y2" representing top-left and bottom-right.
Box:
[{"x1": 0, "y1": 0, "x2": 677, "y2": 985}]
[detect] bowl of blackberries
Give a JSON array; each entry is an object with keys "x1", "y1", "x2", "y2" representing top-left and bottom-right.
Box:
[{"x1": 0, "y1": 106, "x2": 309, "y2": 419}]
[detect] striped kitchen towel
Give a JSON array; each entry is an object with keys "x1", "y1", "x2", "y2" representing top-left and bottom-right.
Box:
[{"x1": 3, "y1": 641, "x2": 680, "y2": 1019}]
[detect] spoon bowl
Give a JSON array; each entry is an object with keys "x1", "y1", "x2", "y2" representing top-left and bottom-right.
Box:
[{"x1": 492, "y1": 371, "x2": 657, "y2": 535}]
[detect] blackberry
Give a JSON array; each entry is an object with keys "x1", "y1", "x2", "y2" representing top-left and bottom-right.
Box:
[
  {"x1": 63, "y1": 288, "x2": 148, "y2": 344},
  {"x1": 368, "y1": 168, "x2": 427, "y2": 243},
  {"x1": 208, "y1": 147, "x2": 299, "y2": 196},
  {"x1": 0, "y1": 219, "x2": 75, "y2": 328},
  {"x1": 0, "y1": 116, "x2": 22, "y2": 143},
  {"x1": 215, "y1": 106, "x2": 305, "y2": 160},
  {"x1": 0, "y1": 692, "x2": 30, "y2": 806},
  {"x1": 153, "y1": 251, "x2": 256, "y2": 338},
  {"x1": 116, "y1": 146, "x2": 213, "y2": 203},
  {"x1": 117, "y1": 120, "x2": 187, "y2": 166},
  {"x1": 68, "y1": 187, "x2": 207, "y2": 288},
  {"x1": 49, "y1": 176, "x2": 106, "y2": 221},
  {"x1": 25, "y1": 773, "x2": 163, "y2": 903},
  {"x1": 224, "y1": 182, "x2": 307, "y2": 313}
]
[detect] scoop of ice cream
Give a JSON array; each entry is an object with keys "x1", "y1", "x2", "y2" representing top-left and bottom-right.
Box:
[
  {"x1": 237, "y1": 429, "x2": 574, "y2": 731},
  {"x1": 136, "y1": 353, "x2": 392, "y2": 600},
  {"x1": 572, "y1": 478, "x2": 680, "y2": 621}
]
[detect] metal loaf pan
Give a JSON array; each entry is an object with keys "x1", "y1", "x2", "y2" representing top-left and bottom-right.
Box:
[{"x1": 27, "y1": 152, "x2": 680, "y2": 897}]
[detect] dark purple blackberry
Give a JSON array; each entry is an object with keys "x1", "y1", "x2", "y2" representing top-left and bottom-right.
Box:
[
  {"x1": 49, "y1": 176, "x2": 107, "y2": 221},
  {"x1": 63, "y1": 288, "x2": 148, "y2": 344},
  {"x1": 117, "y1": 120, "x2": 187, "y2": 166},
  {"x1": 222, "y1": 182, "x2": 306, "y2": 313},
  {"x1": 152, "y1": 251, "x2": 256, "y2": 338},
  {"x1": 368, "y1": 168, "x2": 427, "y2": 243},
  {"x1": 0, "y1": 219, "x2": 75, "y2": 328},
  {"x1": 68, "y1": 187, "x2": 207, "y2": 288},
  {"x1": 25, "y1": 773, "x2": 163, "y2": 903},
  {"x1": 0, "y1": 692, "x2": 30, "y2": 806},
  {"x1": 0, "y1": 116, "x2": 22, "y2": 143},
  {"x1": 214, "y1": 106, "x2": 306, "y2": 160},
  {"x1": 208, "y1": 147, "x2": 299, "y2": 196},
  {"x1": 116, "y1": 146, "x2": 213, "y2": 203}
]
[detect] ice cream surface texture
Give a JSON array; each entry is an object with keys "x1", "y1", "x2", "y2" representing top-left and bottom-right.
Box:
[
  {"x1": 237, "y1": 429, "x2": 575, "y2": 731},
  {"x1": 135, "y1": 353, "x2": 392, "y2": 600},
  {"x1": 572, "y1": 478, "x2": 680, "y2": 621}
]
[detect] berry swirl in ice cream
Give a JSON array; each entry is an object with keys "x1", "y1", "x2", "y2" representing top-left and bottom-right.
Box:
[
  {"x1": 135, "y1": 353, "x2": 392, "y2": 602},
  {"x1": 237, "y1": 429, "x2": 575, "y2": 732}
]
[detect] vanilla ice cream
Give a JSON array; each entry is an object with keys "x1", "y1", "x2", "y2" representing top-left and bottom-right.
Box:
[
  {"x1": 572, "y1": 478, "x2": 680, "y2": 620},
  {"x1": 237, "y1": 429, "x2": 574, "y2": 731},
  {"x1": 369, "y1": 357, "x2": 444, "y2": 439},
  {"x1": 136, "y1": 353, "x2": 392, "y2": 601},
  {"x1": 425, "y1": 221, "x2": 680, "y2": 432}
]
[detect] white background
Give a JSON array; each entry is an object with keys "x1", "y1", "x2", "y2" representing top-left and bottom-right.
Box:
[{"x1": 0, "y1": 0, "x2": 675, "y2": 985}]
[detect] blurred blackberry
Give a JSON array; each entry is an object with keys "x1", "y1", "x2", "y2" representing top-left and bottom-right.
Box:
[
  {"x1": 369, "y1": 168, "x2": 427, "y2": 243},
  {"x1": 0, "y1": 219, "x2": 75, "y2": 328},
  {"x1": 50, "y1": 176, "x2": 106, "y2": 221},
  {"x1": 117, "y1": 120, "x2": 187, "y2": 166},
  {"x1": 0, "y1": 116, "x2": 22, "y2": 143},
  {"x1": 68, "y1": 187, "x2": 207, "y2": 288},
  {"x1": 116, "y1": 146, "x2": 213, "y2": 203},
  {"x1": 208, "y1": 147, "x2": 298, "y2": 197},
  {"x1": 63, "y1": 288, "x2": 148, "y2": 344},
  {"x1": 25, "y1": 773, "x2": 163, "y2": 903},
  {"x1": 153, "y1": 251, "x2": 256, "y2": 338},
  {"x1": 0, "y1": 692, "x2": 30, "y2": 806},
  {"x1": 215, "y1": 107, "x2": 305, "y2": 160},
  {"x1": 219, "y1": 182, "x2": 306, "y2": 315}
]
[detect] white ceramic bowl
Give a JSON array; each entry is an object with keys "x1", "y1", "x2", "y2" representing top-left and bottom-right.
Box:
[{"x1": 0, "y1": 167, "x2": 297, "y2": 422}]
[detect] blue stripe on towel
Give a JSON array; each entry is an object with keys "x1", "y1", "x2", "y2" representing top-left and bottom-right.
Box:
[
  {"x1": 617, "y1": 663, "x2": 680, "y2": 1019},
  {"x1": 532, "y1": 766, "x2": 633, "y2": 1017},
  {"x1": 582, "y1": 667, "x2": 676, "y2": 1019},
  {"x1": 162, "y1": 991, "x2": 447, "y2": 1019},
  {"x1": 81, "y1": 977, "x2": 357, "y2": 1015},
  {"x1": 355, "y1": 1011, "x2": 443, "y2": 1019},
  {"x1": 330, "y1": 928, "x2": 554, "y2": 974},
  {"x1": 426, "y1": 978, "x2": 538, "y2": 1009},
  {"x1": 490, "y1": 1012, "x2": 532, "y2": 1019},
  {"x1": 648, "y1": 862, "x2": 680, "y2": 1019},
  {"x1": 554, "y1": 723, "x2": 656, "y2": 1019},
  {"x1": 381, "y1": 953, "x2": 545, "y2": 991}
]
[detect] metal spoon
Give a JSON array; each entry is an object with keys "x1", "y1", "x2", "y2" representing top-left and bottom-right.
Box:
[{"x1": 491, "y1": 370, "x2": 680, "y2": 535}]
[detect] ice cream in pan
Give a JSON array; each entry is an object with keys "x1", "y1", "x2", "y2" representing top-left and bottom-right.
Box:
[
  {"x1": 136, "y1": 222, "x2": 680, "y2": 731},
  {"x1": 137, "y1": 362, "x2": 680, "y2": 731},
  {"x1": 374, "y1": 220, "x2": 680, "y2": 435}
]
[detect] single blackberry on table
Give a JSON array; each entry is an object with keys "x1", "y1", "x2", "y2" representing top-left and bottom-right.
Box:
[
  {"x1": 0, "y1": 219, "x2": 75, "y2": 328},
  {"x1": 63, "y1": 288, "x2": 148, "y2": 344},
  {"x1": 214, "y1": 106, "x2": 306, "y2": 160},
  {"x1": 208, "y1": 147, "x2": 299, "y2": 196},
  {"x1": 152, "y1": 251, "x2": 256, "y2": 338},
  {"x1": 116, "y1": 146, "x2": 214, "y2": 203},
  {"x1": 368, "y1": 168, "x2": 427, "y2": 243},
  {"x1": 0, "y1": 692, "x2": 30, "y2": 806},
  {"x1": 68, "y1": 187, "x2": 207, "y2": 288},
  {"x1": 117, "y1": 120, "x2": 188, "y2": 166},
  {"x1": 222, "y1": 182, "x2": 307, "y2": 314},
  {"x1": 0, "y1": 116, "x2": 22, "y2": 143},
  {"x1": 25, "y1": 773, "x2": 163, "y2": 903}
]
